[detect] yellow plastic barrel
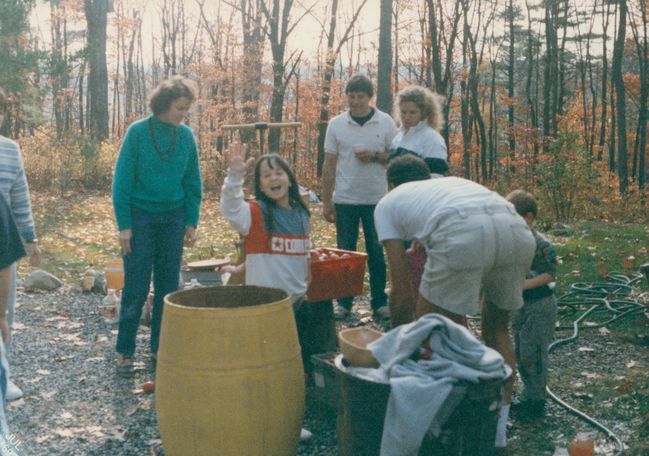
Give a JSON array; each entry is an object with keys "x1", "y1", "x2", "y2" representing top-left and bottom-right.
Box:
[{"x1": 156, "y1": 286, "x2": 305, "y2": 456}]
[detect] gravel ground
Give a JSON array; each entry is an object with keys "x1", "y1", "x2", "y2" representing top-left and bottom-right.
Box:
[{"x1": 6, "y1": 285, "x2": 648, "y2": 455}]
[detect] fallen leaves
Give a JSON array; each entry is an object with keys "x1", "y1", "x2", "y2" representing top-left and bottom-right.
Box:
[
  {"x1": 572, "y1": 391, "x2": 594, "y2": 400},
  {"x1": 12, "y1": 322, "x2": 27, "y2": 332},
  {"x1": 40, "y1": 390, "x2": 56, "y2": 400},
  {"x1": 615, "y1": 382, "x2": 635, "y2": 394},
  {"x1": 580, "y1": 371, "x2": 602, "y2": 380},
  {"x1": 53, "y1": 428, "x2": 75, "y2": 438},
  {"x1": 52, "y1": 425, "x2": 127, "y2": 441},
  {"x1": 54, "y1": 355, "x2": 75, "y2": 363}
]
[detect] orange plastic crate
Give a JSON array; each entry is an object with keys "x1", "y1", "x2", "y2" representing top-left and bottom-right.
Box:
[{"x1": 307, "y1": 248, "x2": 367, "y2": 302}]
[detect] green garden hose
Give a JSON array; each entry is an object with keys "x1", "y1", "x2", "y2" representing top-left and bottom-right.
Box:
[{"x1": 547, "y1": 271, "x2": 646, "y2": 456}]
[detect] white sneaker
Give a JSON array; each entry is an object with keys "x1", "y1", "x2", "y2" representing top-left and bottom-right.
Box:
[
  {"x1": 6, "y1": 380, "x2": 23, "y2": 402},
  {"x1": 299, "y1": 428, "x2": 313, "y2": 441}
]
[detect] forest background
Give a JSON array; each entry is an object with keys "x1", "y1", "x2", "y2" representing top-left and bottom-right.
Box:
[
  {"x1": 1, "y1": 0, "x2": 648, "y2": 225},
  {"x1": 2, "y1": 3, "x2": 648, "y2": 454}
]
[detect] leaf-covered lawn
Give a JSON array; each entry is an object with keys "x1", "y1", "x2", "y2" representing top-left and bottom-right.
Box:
[
  {"x1": 26, "y1": 192, "x2": 649, "y2": 294},
  {"x1": 24, "y1": 191, "x2": 338, "y2": 284}
]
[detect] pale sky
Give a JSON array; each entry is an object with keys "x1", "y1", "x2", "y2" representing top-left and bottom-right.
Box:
[{"x1": 29, "y1": 0, "x2": 385, "y2": 65}]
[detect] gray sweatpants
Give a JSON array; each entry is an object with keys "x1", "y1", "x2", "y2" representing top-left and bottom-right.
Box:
[{"x1": 512, "y1": 295, "x2": 557, "y2": 401}]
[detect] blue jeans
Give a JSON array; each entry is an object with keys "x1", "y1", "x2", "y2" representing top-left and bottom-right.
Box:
[
  {"x1": 0, "y1": 338, "x2": 8, "y2": 437},
  {"x1": 334, "y1": 204, "x2": 387, "y2": 311},
  {"x1": 116, "y1": 207, "x2": 185, "y2": 357}
]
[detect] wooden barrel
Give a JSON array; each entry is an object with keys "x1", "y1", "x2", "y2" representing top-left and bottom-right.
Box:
[{"x1": 156, "y1": 286, "x2": 305, "y2": 456}]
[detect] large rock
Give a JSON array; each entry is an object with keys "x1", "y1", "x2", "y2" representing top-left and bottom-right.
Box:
[{"x1": 23, "y1": 269, "x2": 64, "y2": 291}]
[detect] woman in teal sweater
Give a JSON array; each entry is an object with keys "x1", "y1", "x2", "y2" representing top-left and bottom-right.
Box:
[{"x1": 112, "y1": 76, "x2": 202, "y2": 375}]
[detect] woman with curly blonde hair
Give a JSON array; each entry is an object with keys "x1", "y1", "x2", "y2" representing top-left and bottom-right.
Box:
[{"x1": 389, "y1": 85, "x2": 448, "y2": 176}]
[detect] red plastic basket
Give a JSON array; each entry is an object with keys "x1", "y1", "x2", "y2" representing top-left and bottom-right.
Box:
[{"x1": 307, "y1": 248, "x2": 368, "y2": 302}]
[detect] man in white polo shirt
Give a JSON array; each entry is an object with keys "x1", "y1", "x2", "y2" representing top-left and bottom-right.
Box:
[
  {"x1": 321, "y1": 75, "x2": 397, "y2": 321},
  {"x1": 374, "y1": 155, "x2": 536, "y2": 450}
]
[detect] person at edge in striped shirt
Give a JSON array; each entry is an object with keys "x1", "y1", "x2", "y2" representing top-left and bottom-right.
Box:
[{"x1": 0, "y1": 87, "x2": 41, "y2": 402}]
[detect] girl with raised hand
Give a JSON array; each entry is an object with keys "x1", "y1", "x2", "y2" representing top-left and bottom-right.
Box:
[
  {"x1": 220, "y1": 143, "x2": 313, "y2": 441},
  {"x1": 220, "y1": 143, "x2": 310, "y2": 307}
]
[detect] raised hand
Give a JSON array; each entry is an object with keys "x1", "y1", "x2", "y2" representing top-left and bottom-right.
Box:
[{"x1": 225, "y1": 142, "x2": 254, "y2": 173}]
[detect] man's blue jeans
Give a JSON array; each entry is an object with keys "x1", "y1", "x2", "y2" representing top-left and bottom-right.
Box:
[
  {"x1": 334, "y1": 204, "x2": 387, "y2": 311},
  {"x1": 116, "y1": 207, "x2": 185, "y2": 357}
]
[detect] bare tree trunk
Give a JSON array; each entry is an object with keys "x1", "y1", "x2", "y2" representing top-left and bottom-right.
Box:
[
  {"x1": 316, "y1": 0, "x2": 367, "y2": 176},
  {"x1": 50, "y1": 1, "x2": 69, "y2": 138},
  {"x1": 609, "y1": 73, "x2": 616, "y2": 172},
  {"x1": 111, "y1": 23, "x2": 120, "y2": 138},
  {"x1": 629, "y1": 0, "x2": 647, "y2": 189},
  {"x1": 78, "y1": 56, "x2": 86, "y2": 132},
  {"x1": 613, "y1": 0, "x2": 628, "y2": 193},
  {"x1": 259, "y1": 0, "x2": 306, "y2": 153},
  {"x1": 136, "y1": 22, "x2": 146, "y2": 115},
  {"x1": 488, "y1": 56, "x2": 497, "y2": 181},
  {"x1": 524, "y1": 0, "x2": 540, "y2": 166},
  {"x1": 556, "y1": 0, "x2": 569, "y2": 120},
  {"x1": 428, "y1": 0, "x2": 461, "y2": 144},
  {"x1": 160, "y1": 0, "x2": 179, "y2": 76},
  {"x1": 427, "y1": 0, "x2": 441, "y2": 91},
  {"x1": 84, "y1": 0, "x2": 111, "y2": 140},
  {"x1": 420, "y1": 3, "x2": 431, "y2": 87},
  {"x1": 376, "y1": 0, "x2": 393, "y2": 113},
  {"x1": 463, "y1": 4, "x2": 487, "y2": 183},
  {"x1": 599, "y1": 1, "x2": 612, "y2": 161},
  {"x1": 317, "y1": 0, "x2": 339, "y2": 177},
  {"x1": 506, "y1": 0, "x2": 516, "y2": 159},
  {"x1": 125, "y1": 11, "x2": 141, "y2": 123},
  {"x1": 542, "y1": 0, "x2": 559, "y2": 142},
  {"x1": 585, "y1": 1, "x2": 599, "y2": 160},
  {"x1": 461, "y1": 27, "x2": 472, "y2": 179},
  {"x1": 393, "y1": 3, "x2": 399, "y2": 90},
  {"x1": 240, "y1": 0, "x2": 264, "y2": 143}
]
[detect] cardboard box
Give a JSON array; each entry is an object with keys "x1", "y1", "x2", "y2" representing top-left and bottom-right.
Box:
[
  {"x1": 179, "y1": 267, "x2": 222, "y2": 287},
  {"x1": 310, "y1": 352, "x2": 340, "y2": 410}
]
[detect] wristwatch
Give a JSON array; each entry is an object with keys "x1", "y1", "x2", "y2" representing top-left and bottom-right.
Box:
[{"x1": 373, "y1": 152, "x2": 380, "y2": 162}]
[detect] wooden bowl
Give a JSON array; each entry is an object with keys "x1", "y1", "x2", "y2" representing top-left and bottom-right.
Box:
[{"x1": 338, "y1": 327, "x2": 383, "y2": 368}]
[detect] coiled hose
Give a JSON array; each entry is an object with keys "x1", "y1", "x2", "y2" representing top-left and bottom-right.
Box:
[{"x1": 547, "y1": 271, "x2": 647, "y2": 456}]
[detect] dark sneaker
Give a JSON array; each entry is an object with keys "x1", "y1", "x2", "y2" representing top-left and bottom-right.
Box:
[
  {"x1": 334, "y1": 305, "x2": 351, "y2": 319},
  {"x1": 511, "y1": 399, "x2": 545, "y2": 421},
  {"x1": 116, "y1": 353, "x2": 135, "y2": 377}
]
